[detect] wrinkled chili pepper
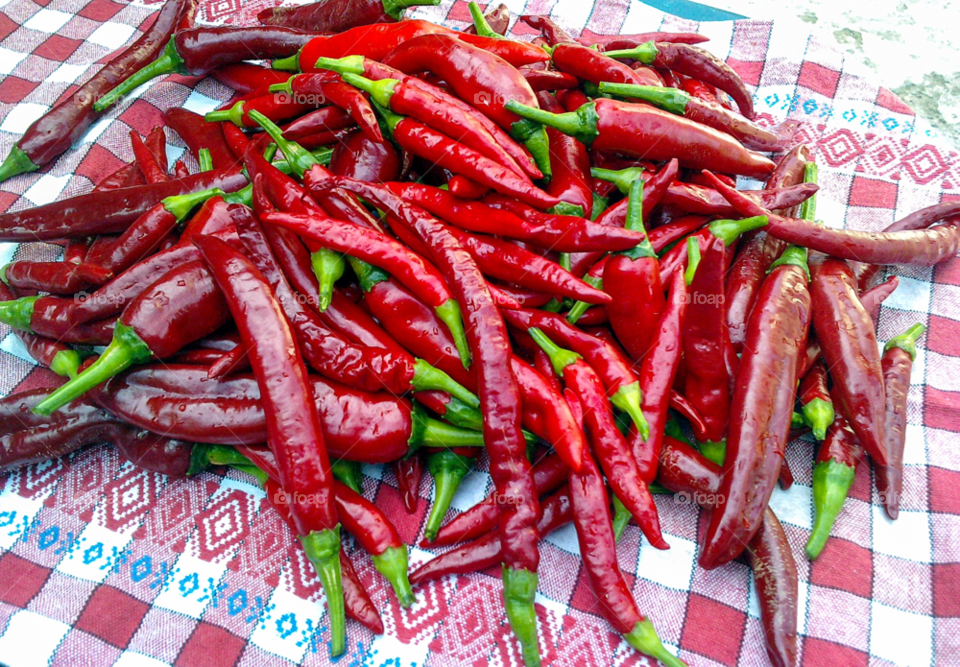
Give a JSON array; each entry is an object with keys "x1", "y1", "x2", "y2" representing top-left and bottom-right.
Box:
[
  {"x1": 602, "y1": 42, "x2": 754, "y2": 118},
  {"x1": 531, "y1": 329, "x2": 666, "y2": 549},
  {"x1": 394, "y1": 457, "x2": 423, "y2": 513},
  {"x1": 0, "y1": 0, "x2": 195, "y2": 183},
  {"x1": 94, "y1": 26, "x2": 318, "y2": 112},
  {"x1": 875, "y1": 324, "x2": 924, "y2": 520},
  {"x1": 799, "y1": 360, "x2": 835, "y2": 441},
  {"x1": 700, "y1": 243, "x2": 811, "y2": 569},
  {"x1": 31, "y1": 258, "x2": 232, "y2": 416},
  {"x1": 0, "y1": 169, "x2": 247, "y2": 242},
  {"x1": 2, "y1": 260, "x2": 112, "y2": 294},
  {"x1": 259, "y1": 0, "x2": 439, "y2": 32}
]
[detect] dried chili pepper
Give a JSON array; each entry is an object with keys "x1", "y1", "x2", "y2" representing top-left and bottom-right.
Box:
[{"x1": 259, "y1": 0, "x2": 440, "y2": 33}]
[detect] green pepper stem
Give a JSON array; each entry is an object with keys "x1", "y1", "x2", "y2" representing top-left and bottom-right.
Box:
[
  {"x1": 418, "y1": 416, "x2": 487, "y2": 450},
  {"x1": 806, "y1": 459, "x2": 856, "y2": 559},
  {"x1": 369, "y1": 99, "x2": 404, "y2": 135},
  {"x1": 382, "y1": 0, "x2": 440, "y2": 20},
  {"x1": 799, "y1": 161, "x2": 819, "y2": 222},
  {"x1": 802, "y1": 398, "x2": 835, "y2": 441},
  {"x1": 467, "y1": 1, "x2": 500, "y2": 37},
  {"x1": 300, "y1": 527, "x2": 346, "y2": 656},
  {"x1": 94, "y1": 38, "x2": 184, "y2": 112},
  {"x1": 684, "y1": 237, "x2": 701, "y2": 286},
  {"x1": 885, "y1": 323, "x2": 925, "y2": 360},
  {"x1": 612, "y1": 495, "x2": 631, "y2": 542},
  {"x1": 197, "y1": 148, "x2": 213, "y2": 173},
  {"x1": 610, "y1": 382, "x2": 650, "y2": 442},
  {"x1": 566, "y1": 276, "x2": 601, "y2": 324},
  {"x1": 506, "y1": 100, "x2": 599, "y2": 148},
  {"x1": 411, "y1": 358, "x2": 479, "y2": 408},
  {"x1": 341, "y1": 73, "x2": 396, "y2": 110},
  {"x1": 590, "y1": 166, "x2": 645, "y2": 195},
  {"x1": 371, "y1": 545, "x2": 415, "y2": 607},
  {"x1": 791, "y1": 411, "x2": 806, "y2": 429},
  {"x1": 49, "y1": 349, "x2": 82, "y2": 379},
  {"x1": 162, "y1": 187, "x2": 225, "y2": 222},
  {"x1": 591, "y1": 192, "x2": 608, "y2": 220},
  {"x1": 502, "y1": 566, "x2": 541, "y2": 667},
  {"x1": 769, "y1": 245, "x2": 809, "y2": 278},
  {"x1": 601, "y1": 42, "x2": 659, "y2": 65},
  {"x1": 348, "y1": 257, "x2": 390, "y2": 293},
  {"x1": 435, "y1": 300, "x2": 471, "y2": 369},
  {"x1": 330, "y1": 459, "x2": 364, "y2": 494},
  {"x1": 423, "y1": 450, "x2": 473, "y2": 541},
  {"x1": 598, "y1": 82, "x2": 690, "y2": 115},
  {"x1": 271, "y1": 52, "x2": 301, "y2": 72},
  {"x1": 310, "y1": 249, "x2": 344, "y2": 312},
  {"x1": 698, "y1": 440, "x2": 726, "y2": 466},
  {"x1": 0, "y1": 296, "x2": 38, "y2": 331},
  {"x1": 548, "y1": 202, "x2": 584, "y2": 217},
  {"x1": 527, "y1": 327, "x2": 581, "y2": 375},
  {"x1": 625, "y1": 619, "x2": 687, "y2": 667},
  {"x1": 522, "y1": 126, "x2": 552, "y2": 180},
  {"x1": 222, "y1": 184, "x2": 253, "y2": 207},
  {"x1": 708, "y1": 215, "x2": 768, "y2": 246},
  {"x1": 33, "y1": 322, "x2": 153, "y2": 415},
  {"x1": 204, "y1": 444, "x2": 256, "y2": 468},
  {"x1": 0, "y1": 145, "x2": 39, "y2": 184},
  {"x1": 204, "y1": 101, "x2": 246, "y2": 127},
  {"x1": 624, "y1": 179, "x2": 645, "y2": 232},
  {"x1": 313, "y1": 55, "x2": 365, "y2": 75},
  {"x1": 247, "y1": 109, "x2": 319, "y2": 179},
  {"x1": 424, "y1": 396, "x2": 483, "y2": 431}
]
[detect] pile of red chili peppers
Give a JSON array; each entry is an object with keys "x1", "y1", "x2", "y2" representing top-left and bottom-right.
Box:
[{"x1": 0, "y1": 2, "x2": 947, "y2": 665}]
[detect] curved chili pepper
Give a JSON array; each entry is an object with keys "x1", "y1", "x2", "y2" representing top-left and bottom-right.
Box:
[
  {"x1": 661, "y1": 181, "x2": 817, "y2": 217},
  {"x1": 539, "y1": 91, "x2": 593, "y2": 216},
  {"x1": 599, "y1": 83, "x2": 780, "y2": 150},
  {"x1": 259, "y1": 0, "x2": 438, "y2": 31},
  {"x1": 0, "y1": 169, "x2": 247, "y2": 243},
  {"x1": 682, "y1": 215, "x2": 769, "y2": 446},
  {"x1": 381, "y1": 34, "x2": 553, "y2": 179},
  {"x1": 523, "y1": 69, "x2": 580, "y2": 92},
  {"x1": 271, "y1": 74, "x2": 382, "y2": 141},
  {"x1": 706, "y1": 173, "x2": 960, "y2": 266},
  {"x1": 94, "y1": 26, "x2": 317, "y2": 112},
  {"x1": 809, "y1": 257, "x2": 887, "y2": 464},
  {"x1": 327, "y1": 176, "x2": 542, "y2": 665},
  {"x1": 0, "y1": 0, "x2": 194, "y2": 182},
  {"x1": 602, "y1": 42, "x2": 754, "y2": 118},
  {"x1": 1, "y1": 261, "x2": 112, "y2": 294},
  {"x1": 281, "y1": 107, "x2": 356, "y2": 143},
  {"x1": 412, "y1": 485, "x2": 572, "y2": 585},
  {"x1": 584, "y1": 31, "x2": 709, "y2": 48},
  {"x1": 531, "y1": 329, "x2": 666, "y2": 549},
  {"x1": 509, "y1": 98, "x2": 774, "y2": 180},
  {"x1": 519, "y1": 14, "x2": 574, "y2": 44},
  {"x1": 31, "y1": 258, "x2": 232, "y2": 415},
  {"x1": 700, "y1": 245, "x2": 811, "y2": 569},
  {"x1": 875, "y1": 324, "x2": 924, "y2": 520},
  {"x1": 130, "y1": 131, "x2": 169, "y2": 184},
  {"x1": 0, "y1": 389, "x2": 118, "y2": 472},
  {"x1": 799, "y1": 361, "x2": 835, "y2": 441},
  {"x1": 564, "y1": 444, "x2": 683, "y2": 666},
  {"x1": 657, "y1": 438, "x2": 797, "y2": 667}
]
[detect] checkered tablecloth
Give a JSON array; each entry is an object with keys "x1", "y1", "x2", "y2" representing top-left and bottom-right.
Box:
[{"x1": 0, "y1": 1, "x2": 957, "y2": 666}]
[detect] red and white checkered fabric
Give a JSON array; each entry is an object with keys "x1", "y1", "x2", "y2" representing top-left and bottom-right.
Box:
[{"x1": 0, "y1": 1, "x2": 957, "y2": 666}]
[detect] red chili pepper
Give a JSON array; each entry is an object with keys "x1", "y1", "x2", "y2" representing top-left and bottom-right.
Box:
[
  {"x1": 268, "y1": 74, "x2": 382, "y2": 142},
  {"x1": 161, "y1": 109, "x2": 237, "y2": 169},
  {"x1": 30, "y1": 257, "x2": 232, "y2": 416},
  {"x1": 552, "y1": 42, "x2": 661, "y2": 90},
  {"x1": 382, "y1": 34, "x2": 553, "y2": 179},
  {"x1": 538, "y1": 92, "x2": 594, "y2": 216},
  {"x1": 206, "y1": 89, "x2": 316, "y2": 130},
  {"x1": 809, "y1": 257, "x2": 887, "y2": 464},
  {"x1": 393, "y1": 457, "x2": 423, "y2": 514},
  {"x1": 259, "y1": 0, "x2": 439, "y2": 32},
  {"x1": 661, "y1": 180, "x2": 817, "y2": 217},
  {"x1": 583, "y1": 31, "x2": 709, "y2": 48},
  {"x1": 130, "y1": 131, "x2": 169, "y2": 184},
  {"x1": 602, "y1": 42, "x2": 754, "y2": 118},
  {"x1": 0, "y1": 0, "x2": 195, "y2": 183},
  {"x1": 94, "y1": 163, "x2": 143, "y2": 192},
  {"x1": 329, "y1": 129, "x2": 402, "y2": 184},
  {"x1": 1, "y1": 260, "x2": 112, "y2": 294},
  {"x1": 700, "y1": 244, "x2": 810, "y2": 569},
  {"x1": 212, "y1": 63, "x2": 292, "y2": 94},
  {"x1": 706, "y1": 173, "x2": 960, "y2": 266},
  {"x1": 0, "y1": 169, "x2": 247, "y2": 243},
  {"x1": 531, "y1": 330, "x2": 666, "y2": 549},
  {"x1": 656, "y1": 437, "x2": 797, "y2": 667},
  {"x1": 875, "y1": 324, "x2": 924, "y2": 520},
  {"x1": 522, "y1": 69, "x2": 580, "y2": 91}
]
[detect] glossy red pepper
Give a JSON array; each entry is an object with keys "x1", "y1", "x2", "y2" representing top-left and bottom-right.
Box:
[
  {"x1": 394, "y1": 457, "x2": 423, "y2": 514},
  {"x1": 1, "y1": 260, "x2": 111, "y2": 294},
  {"x1": 329, "y1": 129, "x2": 402, "y2": 184},
  {"x1": 0, "y1": 0, "x2": 195, "y2": 182},
  {"x1": 130, "y1": 131, "x2": 169, "y2": 184},
  {"x1": 507, "y1": 97, "x2": 774, "y2": 179},
  {"x1": 212, "y1": 63, "x2": 292, "y2": 94},
  {"x1": 700, "y1": 245, "x2": 811, "y2": 569},
  {"x1": 161, "y1": 109, "x2": 237, "y2": 169},
  {"x1": 540, "y1": 91, "x2": 593, "y2": 216},
  {"x1": 552, "y1": 42, "x2": 662, "y2": 88},
  {"x1": 798, "y1": 360, "x2": 835, "y2": 442},
  {"x1": 523, "y1": 69, "x2": 580, "y2": 92},
  {"x1": 273, "y1": 75, "x2": 382, "y2": 141},
  {"x1": 875, "y1": 324, "x2": 924, "y2": 520}
]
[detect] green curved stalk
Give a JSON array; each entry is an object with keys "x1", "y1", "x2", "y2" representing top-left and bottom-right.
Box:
[
  {"x1": 382, "y1": 0, "x2": 440, "y2": 21},
  {"x1": 601, "y1": 42, "x2": 660, "y2": 64},
  {"x1": 94, "y1": 38, "x2": 185, "y2": 112},
  {"x1": 684, "y1": 237, "x2": 701, "y2": 285},
  {"x1": 527, "y1": 327, "x2": 580, "y2": 375},
  {"x1": 802, "y1": 398, "x2": 834, "y2": 441},
  {"x1": 625, "y1": 619, "x2": 687, "y2": 667},
  {"x1": 300, "y1": 527, "x2": 346, "y2": 656},
  {"x1": 506, "y1": 100, "x2": 599, "y2": 149},
  {"x1": 410, "y1": 358, "x2": 479, "y2": 408},
  {"x1": 0, "y1": 296, "x2": 38, "y2": 331},
  {"x1": 885, "y1": 323, "x2": 925, "y2": 360},
  {"x1": 423, "y1": 450, "x2": 473, "y2": 541},
  {"x1": 331, "y1": 459, "x2": 363, "y2": 494},
  {"x1": 591, "y1": 166, "x2": 645, "y2": 195},
  {"x1": 610, "y1": 382, "x2": 650, "y2": 441},
  {"x1": 271, "y1": 52, "x2": 301, "y2": 72},
  {"x1": 435, "y1": 299, "x2": 471, "y2": 369},
  {"x1": 598, "y1": 83, "x2": 691, "y2": 116},
  {"x1": 612, "y1": 496, "x2": 631, "y2": 542},
  {"x1": 49, "y1": 349, "x2": 82, "y2": 379},
  {"x1": 310, "y1": 249, "x2": 344, "y2": 312},
  {"x1": 372, "y1": 545, "x2": 415, "y2": 607}
]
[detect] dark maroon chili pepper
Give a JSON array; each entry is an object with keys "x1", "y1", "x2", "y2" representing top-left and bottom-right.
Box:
[
  {"x1": 582, "y1": 30, "x2": 709, "y2": 48},
  {"x1": 799, "y1": 361, "x2": 835, "y2": 441},
  {"x1": 258, "y1": 0, "x2": 437, "y2": 32},
  {"x1": 1, "y1": 261, "x2": 112, "y2": 295},
  {"x1": 519, "y1": 14, "x2": 575, "y2": 44},
  {"x1": 212, "y1": 63, "x2": 293, "y2": 94},
  {"x1": 700, "y1": 244, "x2": 811, "y2": 570},
  {"x1": 532, "y1": 330, "x2": 666, "y2": 549},
  {"x1": 93, "y1": 26, "x2": 319, "y2": 113},
  {"x1": 327, "y1": 177, "x2": 542, "y2": 663},
  {"x1": 0, "y1": 389, "x2": 119, "y2": 472},
  {"x1": 809, "y1": 257, "x2": 887, "y2": 464},
  {"x1": 602, "y1": 42, "x2": 755, "y2": 118},
  {"x1": 394, "y1": 457, "x2": 423, "y2": 514},
  {"x1": 412, "y1": 485, "x2": 573, "y2": 586},
  {"x1": 282, "y1": 107, "x2": 361, "y2": 142},
  {"x1": 706, "y1": 173, "x2": 960, "y2": 266},
  {"x1": 169, "y1": 347, "x2": 235, "y2": 367},
  {"x1": 94, "y1": 163, "x2": 142, "y2": 192},
  {"x1": 656, "y1": 437, "x2": 797, "y2": 667},
  {"x1": 0, "y1": 169, "x2": 247, "y2": 243},
  {"x1": 875, "y1": 324, "x2": 924, "y2": 520},
  {"x1": 143, "y1": 126, "x2": 170, "y2": 175},
  {"x1": 330, "y1": 129, "x2": 402, "y2": 184},
  {"x1": 130, "y1": 131, "x2": 169, "y2": 184},
  {"x1": 161, "y1": 108, "x2": 237, "y2": 169},
  {"x1": 32, "y1": 258, "x2": 232, "y2": 416},
  {"x1": 272, "y1": 75, "x2": 382, "y2": 142},
  {"x1": 0, "y1": 0, "x2": 194, "y2": 183},
  {"x1": 110, "y1": 426, "x2": 197, "y2": 478},
  {"x1": 522, "y1": 69, "x2": 580, "y2": 92},
  {"x1": 599, "y1": 82, "x2": 780, "y2": 151}
]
